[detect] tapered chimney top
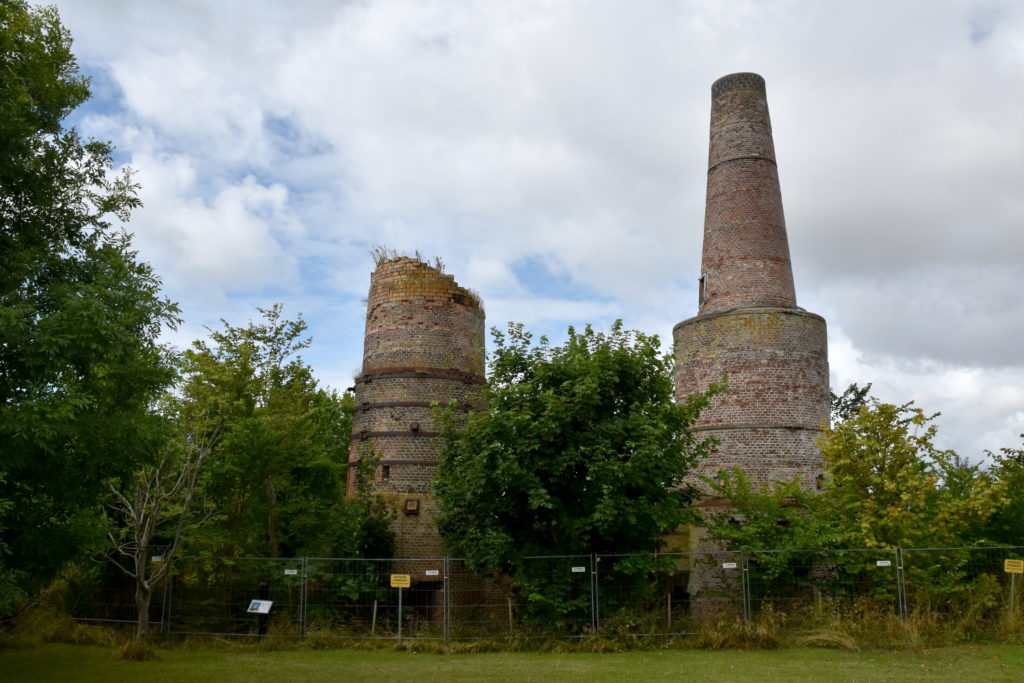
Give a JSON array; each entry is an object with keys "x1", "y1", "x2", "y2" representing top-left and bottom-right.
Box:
[
  {"x1": 697, "y1": 72, "x2": 797, "y2": 315},
  {"x1": 711, "y1": 72, "x2": 765, "y2": 98}
]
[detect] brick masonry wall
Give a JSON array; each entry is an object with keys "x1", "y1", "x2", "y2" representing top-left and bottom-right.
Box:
[
  {"x1": 700, "y1": 72, "x2": 796, "y2": 315},
  {"x1": 674, "y1": 307, "x2": 828, "y2": 491},
  {"x1": 381, "y1": 494, "x2": 445, "y2": 561},
  {"x1": 348, "y1": 257, "x2": 485, "y2": 560},
  {"x1": 676, "y1": 73, "x2": 830, "y2": 498}
]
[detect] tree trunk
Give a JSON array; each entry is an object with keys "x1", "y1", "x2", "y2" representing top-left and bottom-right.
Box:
[
  {"x1": 266, "y1": 478, "x2": 279, "y2": 558},
  {"x1": 135, "y1": 581, "x2": 152, "y2": 639}
]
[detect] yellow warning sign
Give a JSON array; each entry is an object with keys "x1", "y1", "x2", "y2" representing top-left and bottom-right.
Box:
[
  {"x1": 1005, "y1": 559, "x2": 1024, "y2": 574},
  {"x1": 390, "y1": 574, "x2": 411, "y2": 588}
]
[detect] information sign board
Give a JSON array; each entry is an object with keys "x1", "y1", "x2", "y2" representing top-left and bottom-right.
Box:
[
  {"x1": 390, "y1": 574, "x2": 411, "y2": 588},
  {"x1": 247, "y1": 600, "x2": 273, "y2": 614},
  {"x1": 1005, "y1": 559, "x2": 1024, "y2": 574}
]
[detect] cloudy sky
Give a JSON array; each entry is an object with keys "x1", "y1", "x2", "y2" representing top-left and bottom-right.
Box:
[{"x1": 54, "y1": 0, "x2": 1023, "y2": 459}]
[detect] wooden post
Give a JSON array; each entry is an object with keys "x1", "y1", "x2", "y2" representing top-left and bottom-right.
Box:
[
  {"x1": 371, "y1": 599, "x2": 378, "y2": 635},
  {"x1": 257, "y1": 581, "x2": 269, "y2": 638},
  {"x1": 1011, "y1": 574, "x2": 1017, "y2": 617},
  {"x1": 397, "y1": 588, "x2": 403, "y2": 640}
]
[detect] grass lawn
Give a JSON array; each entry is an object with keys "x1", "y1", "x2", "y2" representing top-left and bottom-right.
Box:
[{"x1": 2, "y1": 643, "x2": 1023, "y2": 682}]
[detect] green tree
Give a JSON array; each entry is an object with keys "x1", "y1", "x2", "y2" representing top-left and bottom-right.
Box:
[
  {"x1": 435, "y1": 321, "x2": 719, "y2": 571},
  {"x1": 0, "y1": 1, "x2": 179, "y2": 606},
  {"x1": 701, "y1": 468, "x2": 838, "y2": 555},
  {"x1": 178, "y1": 305, "x2": 391, "y2": 558},
  {"x1": 700, "y1": 400, "x2": 1010, "y2": 610},
  {"x1": 819, "y1": 400, "x2": 1005, "y2": 550},
  {"x1": 830, "y1": 382, "x2": 872, "y2": 425},
  {"x1": 704, "y1": 399, "x2": 1007, "y2": 554},
  {"x1": 982, "y1": 437, "x2": 1024, "y2": 546},
  {"x1": 104, "y1": 431, "x2": 217, "y2": 640}
]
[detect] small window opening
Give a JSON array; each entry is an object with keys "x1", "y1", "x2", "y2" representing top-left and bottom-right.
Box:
[
  {"x1": 382, "y1": 464, "x2": 390, "y2": 481},
  {"x1": 698, "y1": 271, "x2": 709, "y2": 306}
]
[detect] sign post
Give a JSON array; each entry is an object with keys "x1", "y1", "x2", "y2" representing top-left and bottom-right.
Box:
[
  {"x1": 391, "y1": 574, "x2": 411, "y2": 639},
  {"x1": 1006, "y1": 559, "x2": 1023, "y2": 615}
]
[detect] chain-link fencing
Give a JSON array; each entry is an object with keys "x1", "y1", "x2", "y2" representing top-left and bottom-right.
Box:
[{"x1": 69, "y1": 546, "x2": 1024, "y2": 639}]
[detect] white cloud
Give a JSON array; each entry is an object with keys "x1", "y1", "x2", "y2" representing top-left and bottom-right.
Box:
[
  {"x1": 828, "y1": 327, "x2": 1024, "y2": 460},
  {"x1": 126, "y1": 151, "x2": 303, "y2": 295},
  {"x1": 51, "y1": 0, "x2": 1024, "y2": 454}
]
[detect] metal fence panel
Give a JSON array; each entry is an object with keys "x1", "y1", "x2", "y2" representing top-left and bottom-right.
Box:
[
  {"x1": 305, "y1": 557, "x2": 446, "y2": 639},
  {"x1": 594, "y1": 551, "x2": 742, "y2": 636},
  {"x1": 167, "y1": 557, "x2": 304, "y2": 637},
  {"x1": 67, "y1": 546, "x2": 1024, "y2": 640},
  {"x1": 445, "y1": 559, "x2": 514, "y2": 638},
  {"x1": 513, "y1": 555, "x2": 595, "y2": 636},
  {"x1": 902, "y1": 546, "x2": 1024, "y2": 628},
  {"x1": 67, "y1": 565, "x2": 168, "y2": 631}
]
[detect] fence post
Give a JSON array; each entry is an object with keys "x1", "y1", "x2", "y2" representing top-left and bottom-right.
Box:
[
  {"x1": 590, "y1": 553, "x2": 598, "y2": 634},
  {"x1": 300, "y1": 557, "x2": 308, "y2": 639},
  {"x1": 164, "y1": 564, "x2": 175, "y2": 635},
  {"x1": 443, "y1": 556, "x2": 450, "y2": 641},
  {"x1": 740, "y1": 552, "x2": 752, "y2": 623},
  {"x1": 159, "y1": 560, "x2": 171, "y2": 635},
  {"x1": 896, "y1": 548, "x2": 908, "y2": 620}
]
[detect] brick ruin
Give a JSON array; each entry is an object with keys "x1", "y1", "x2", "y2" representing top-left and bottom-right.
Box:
[
  {"x1": 674, "y1": 74, "x2": 829, "y2": 612},
  {"x1": 674, "y1": 72, "x2": 829, "y2": 498},
  {"x1": 346, "y1": 256, "x2": 485, "y2": 560},
  {"x1": 349, "y1": 73, "x2": 829, "y2": 574}
]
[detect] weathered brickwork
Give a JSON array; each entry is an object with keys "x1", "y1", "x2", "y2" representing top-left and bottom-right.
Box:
[
  {"x1": 675, "y1": 308, "x2": 828, "y2": 428},
  {"x1": 380, "y1": 494, "x2": 445, "y2": 561},
  {"x1": 348, "y1": 257, "x2": 485, "y2": 560},
  {"x1": 700, "y1": 72, "x2": 796, "y2": 315},
  {"x1": 675, "y1": 309, "x2": 828, "y2": 491},
  {"x1": 675, "y1": 73, "x2": 830, "y2": 496}
]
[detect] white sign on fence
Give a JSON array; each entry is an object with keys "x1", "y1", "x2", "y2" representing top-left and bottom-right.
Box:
[
  {"x1": 284, "y1": 569, "x2": 298, "y2": 576},
  {"x1": 876, "y1": 560, "x2": 892, "y2": 567},
  {"x1": 722, "y1": 562, "x2": 738, "y2": 569},
  {"x1": 247, "y1": 600, "x2": 273, "y2": 614},
  {"x1": 571, "y1": 566, "x2": 587, "y2": 573},
  {"x1": 425, "y1": 569, "x2": 439, "y2": 576}
]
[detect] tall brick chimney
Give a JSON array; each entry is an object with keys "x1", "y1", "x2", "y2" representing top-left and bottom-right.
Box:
[
  {"x1": 699, "y1": 73, "x2": 796, "y2": 314},
  {"x1": 675, "y1": 73, "x2": 829, "y2": 493},
  {"x1": 348, "y1": 256, "x2": 485, "y2": 559}
]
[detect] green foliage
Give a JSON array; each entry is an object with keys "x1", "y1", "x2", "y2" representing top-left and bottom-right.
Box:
[
  {"x1": 0, "y1": 1, "x2": 179, "y2": 606},
  {"x1": 820, "y1": 400, "x2": 1005, "y2": 550},
  {"x1": 0, "y1": 474, "x2": 26, "y2": 613},
  {"x1": 435, "y1": 321, "x2": 718, "y2": 622},
  {"x1": 103, "y1": 430, "x2": 220, "y2": 638},
  {"x1": 830, "y1": 382, "x2": 872, "y2": 425},
  {"x1": 177, "y1": 305, "x2": 392, "y2": 559},
  {"x1": 982, "y1": 437, "x2": 1024, "y2": 546},
  {"x1": 707, "y1": 398, "x2": 1010, "y2": 555},
  {"x1": 702, "y1": 397, "x2": 1013, "y2": 609},
  {"x1": 703, "y1": 469, "x2": 836, "y2": 555}
]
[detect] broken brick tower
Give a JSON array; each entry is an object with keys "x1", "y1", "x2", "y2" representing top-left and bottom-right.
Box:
[
  {"x1": 674, "y1": 73, "x2": 830, "y2": 495},
  {"x1": 348, "y1": 256, "x2": 485, "y2": 559}
]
